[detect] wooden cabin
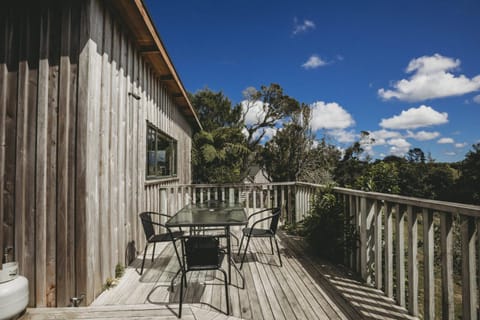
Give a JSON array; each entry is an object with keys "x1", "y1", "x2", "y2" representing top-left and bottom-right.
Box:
[{"x1": 0, "y1": 0, "x2": 201, "y2": 307}]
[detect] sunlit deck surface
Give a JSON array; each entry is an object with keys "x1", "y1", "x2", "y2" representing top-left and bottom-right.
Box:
[{"x1": 24, "y1": 230, "x2": 416, "y2": 320}]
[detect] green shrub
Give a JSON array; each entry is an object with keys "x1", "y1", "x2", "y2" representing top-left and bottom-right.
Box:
[
  {"x1": 115, "y1": 263, "x2": 125, "y2": 278},
  {"x1": 302, "y1": 187, "x2": 356, "y2": 263}
]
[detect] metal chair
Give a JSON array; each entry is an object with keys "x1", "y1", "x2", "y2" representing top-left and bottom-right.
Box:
[
  {"x1": 139, "y1": 211, "x2": 184, "y2": 275},
  {"x1": 172, "y1": 235, "x2": 229, "y2": 317},
  {"x1": 237, "y1": 207, "x2": 282, "y2": 269}
]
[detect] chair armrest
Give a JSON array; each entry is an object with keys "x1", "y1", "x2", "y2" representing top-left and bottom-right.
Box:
[
  {"x1": 148, "y1": 220, "x2": 183, "y2": 233},
  {"x1": 247, "y1": 208, "x2": 276, "y2": 221},
  {"x1": 148, "y1": 211, "x2": 173, "y2": 219}
]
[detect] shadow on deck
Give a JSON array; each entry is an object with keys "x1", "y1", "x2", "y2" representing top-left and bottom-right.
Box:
[{"x1": 24, "y1": 230, "x2": 416, "y2": 320}]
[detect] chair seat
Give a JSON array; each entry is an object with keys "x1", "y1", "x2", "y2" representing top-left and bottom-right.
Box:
[
  {"x1": 188, "y1": 252, "x2": 225, "y2": 270},
  {"x1": 242, "y1": 227, "x2": 273, "y2": 237},
  {"x1": 149, "y1": 230, "x2": 184, "y2": 243}
]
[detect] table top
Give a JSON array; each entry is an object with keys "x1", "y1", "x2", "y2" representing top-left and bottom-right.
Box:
[{"x1": 166, "y1": 201, "x2": 247, "y2": 227}]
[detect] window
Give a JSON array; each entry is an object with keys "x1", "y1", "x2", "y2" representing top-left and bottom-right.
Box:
[{"x1": 147, "y1": 123, "x2": 177, "y2": 179}]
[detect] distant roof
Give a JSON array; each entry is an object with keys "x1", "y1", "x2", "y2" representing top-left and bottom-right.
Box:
[
  {"x1": 247, "y1": 165, "x2": 261, "y2": 178},
  {"x1": 106, "y1": 0, "x2": 202, "y2": 131}
]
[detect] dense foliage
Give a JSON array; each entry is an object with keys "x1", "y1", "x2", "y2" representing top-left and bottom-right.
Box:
[
  {"x1": 301, "y1": 188, "x2": 356, "y2": 263},
  {"x1": 189, "y1": 86, "x2": 480, "y2": 206}
]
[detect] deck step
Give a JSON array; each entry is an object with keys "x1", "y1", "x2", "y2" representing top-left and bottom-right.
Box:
[{"x1": 22, "y1": 304, "x2": 243, "y2": 320}]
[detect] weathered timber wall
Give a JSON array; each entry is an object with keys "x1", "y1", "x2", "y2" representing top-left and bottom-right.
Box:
[{"x1": 0, "y1": 0, "x2": 194, "y2": 307}]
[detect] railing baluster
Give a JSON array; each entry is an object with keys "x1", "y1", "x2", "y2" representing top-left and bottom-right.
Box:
[
  {"x1": 375, "y1": 200, "x2": 382, "y2": 290},
  {"x1": 407, "y1": 205, "x2": 418, "y2": 316},
  {"x1": 396, "y1": 204, "x2": 406, "y2": 308},
  {"x1": 360, "y1": 197, "x2": 368, "y2": 281},
  {"x1": 229, "y1": 187, "x2": 234, "y2": 204},
  {"x1": 440, "y1": 212, "x2": 454, "y2": 320},
  {"x1": 199, "y1": 188, "x2": 203, "y2": 204},
  {"x1": 385, "y1": 202, "x2": 393, "y2": 298},
  {"x1": 461, "y1": 215, "x2": 477, "y2": 320},
  {"x1": 260, "y1": 186, "x2": 264, "y2": 209},
  {"x1": 266, "y1": 187, "x2": 271, "y2": 208},
  {"x1": 281, "y1": 187, "x2": 286, "y2": 223},
  {"x1": 423, "y1": 208, "x2": 435, "y2": 320},
  {"x1": 348, "y1": 195, "x2": 355, "y2": 270}
]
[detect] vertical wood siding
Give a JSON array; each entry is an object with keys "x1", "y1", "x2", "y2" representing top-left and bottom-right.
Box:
[{"x1": 0, "y1": 0, "x2": 194, "y2": 307}]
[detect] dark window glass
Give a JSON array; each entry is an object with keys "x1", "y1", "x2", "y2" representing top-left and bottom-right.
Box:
[{"x1": 146, "y1": 124, "x2": 177, "y2": 179}]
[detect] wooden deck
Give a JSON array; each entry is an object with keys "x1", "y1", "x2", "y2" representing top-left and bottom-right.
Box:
[{"x1": 24, "y1": 230, "x2": 416, "y2": 320}]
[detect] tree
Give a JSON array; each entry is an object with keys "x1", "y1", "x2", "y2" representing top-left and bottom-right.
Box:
[
  {"x1": 406, "y1": 147, "x2": 426, "y2": 163},
  {"x1": 189, "y1": 88, "x2": 242, "y2": 131},
  {"x1": 355, "y1": 161, "x2": 400, "y2": 194},
  {"x1": 333, "y1": 132, "x2": 372, "y2": 187},
  {"x1": 239, "y1": 83, "x2": 301, "y2": 150},
  {"x1": 260, "y1": 103, "x2": 341, "y2": 184},
  {"x1": 190, "y1": 89, "x2": 249, "y2": 183},
  {"x1": 192, "y1": 128, "x2": 249, "y2": 183},
  {"x1": 261, "y1": 106, "x2": 312, "y2": 182},
  {"x1": 456, "y1": 143, "x2": 480, "y2": 204}
]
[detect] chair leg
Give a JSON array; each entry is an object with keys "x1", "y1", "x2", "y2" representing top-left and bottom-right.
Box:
[
  {"x1": 274, "y1": 237, "x2": 282, "y2": 267},
  {"x1": 231, "y1": 232, "x2": 239, "y2": 246},
  {"x1": 219, "y1": 268, "x2": 230, "y2": 315},
  {"x1": 237, "y1": 234, "x2": 245, "y2": 255},
  {"x1": 178, "y1": 271, "x2": 184, "y2": 318},
  {"x1": 269, "y1": 237, "x2": 274, "y2": 254},
  {"x1": 240, "y1": 236, "x2": 251, "y2": 269},
  {"x1": 140, "y1": 243, "x2": 149, "y2": 275},
  {"x1": 151, "y1": 242, "x2": 156, "y2": 262}
]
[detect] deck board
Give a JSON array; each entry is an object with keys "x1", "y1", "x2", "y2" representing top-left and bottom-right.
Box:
[{"x1": 24, "y1": 230, "x2": 417, "y2": 320}]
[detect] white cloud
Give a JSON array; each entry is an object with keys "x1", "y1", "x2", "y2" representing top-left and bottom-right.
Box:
[
  {"x1": 455, "y1": 142, "x2": 467, "y2": 148},
  {"x1": 293, "y1": 18, "x2": 315, "y2": 35},
  {"x1": 369, "y1": 129, "x2": 402, "y2": 145},
  {"x1": 406, "y1": 130, "x2": 440, "y2": 141},
  {"x1": 379, "y1": 105, "x2": 448, "y2": 129},
  {"x1": 328, "y1": 129, "x2": 357, "y2": 143},
  {"x1": 302, "y1": 55, "x2": 327, "y2": 69},
  {"x1": 474, "y1": 95, "x2": 480, "y2": 104},
  {"x1": 438, "y1": 137, "x2": 454, "y2": 144},
  {"x1": 378, "y1": 54, "x2": 480, "y2": 101},
  {"x1": 310, "y1": 101, "x2": 355, "y2": 131},
  {"x1": 445, "y1": 151, "x2": 457, "y2": 156},
  {"x1": 388, "y1": 138, "x2": 411, "y2": 156}
]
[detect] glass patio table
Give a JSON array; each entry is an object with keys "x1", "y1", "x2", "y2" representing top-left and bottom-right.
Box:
[{"x1": 166, "y1": 201, "x2": 247, "y2": 285}]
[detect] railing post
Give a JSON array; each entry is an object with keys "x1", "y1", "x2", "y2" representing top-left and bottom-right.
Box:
[
  {"x1": 440, "y1": 212, "x2": 454, "y2": 320},
  {"x1": 461, "y1": 215, "x2": 477, "y2": 320}
]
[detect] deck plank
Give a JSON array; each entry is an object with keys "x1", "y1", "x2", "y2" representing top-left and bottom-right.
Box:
[{"x1": 24, "y1": 231, "x2": 417, "y2": 320}]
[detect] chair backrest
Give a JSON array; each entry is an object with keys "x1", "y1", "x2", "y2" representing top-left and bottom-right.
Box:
[
  {"x1": 269, "y1": 208, "x2": 281, "y2": 234},
  {"x1": 139, "y1": 212, "x2": 156, "y2": 241},
  {"x1": 185, "y1": 236, "x2": 220, "y2": 268}
]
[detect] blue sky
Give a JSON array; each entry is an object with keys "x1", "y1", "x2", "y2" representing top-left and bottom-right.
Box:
[{"x1": 145, "y1": 0, "x2": 480, "y2": 162}]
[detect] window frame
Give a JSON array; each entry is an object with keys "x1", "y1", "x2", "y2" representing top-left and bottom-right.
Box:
[{"x1": 146, "y1": 122, "x2": 178, "y2": 180}]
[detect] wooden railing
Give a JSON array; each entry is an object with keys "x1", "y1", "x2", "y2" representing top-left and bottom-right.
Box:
[{"x1": 151, "y1": 182, "x2": 480, "y2": 319}]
